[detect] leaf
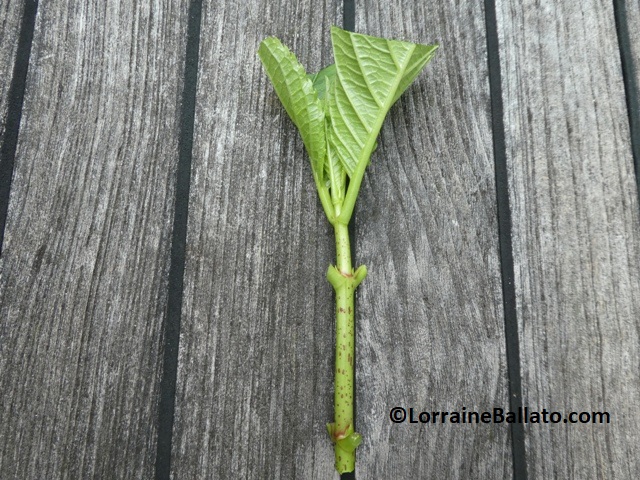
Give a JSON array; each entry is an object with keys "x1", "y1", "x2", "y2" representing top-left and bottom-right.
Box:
[
  {"x1": 258, "y1": 29, "x2": 437, "y2": 223},
  {"x1": 308, "y1": 64, "x2": 346, "y2": 203},
  {"x1": 319, "y1": 70, "x2": 346, "y2": 203},
  {"x1": 308, "y1": 63, "x2": 336, "y2": 103},
  {"x1": 258, "y1": 38, "x2": 326, "y2": 180},
  {"x1": 328, "y1": 27, "x2": 438, "y2": 177}
]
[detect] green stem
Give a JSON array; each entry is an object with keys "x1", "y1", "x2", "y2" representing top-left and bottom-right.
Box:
[
  {"x1": 326, "y1": 222, "x2": 366, "y2": 473},
  {"x1": 334, "y1": 222, "x2": 351, "y2": 274},
  {"x1": 313, "y1": 172, "x2": 336, "y2": 223}
]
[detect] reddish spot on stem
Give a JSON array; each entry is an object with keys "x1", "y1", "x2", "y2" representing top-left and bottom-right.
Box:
[{"x1": 332, "y1": 423, "x2": 352, "y2": 441}]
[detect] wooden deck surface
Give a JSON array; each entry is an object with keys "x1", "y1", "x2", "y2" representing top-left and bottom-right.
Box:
[{"x1": 1, "y1": 0, "x2": 639, "y2": 479}]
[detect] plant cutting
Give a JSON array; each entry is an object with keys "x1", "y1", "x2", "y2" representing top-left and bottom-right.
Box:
[{"x1": 258, "y1": 26, "x2": 437, "y2": 474}]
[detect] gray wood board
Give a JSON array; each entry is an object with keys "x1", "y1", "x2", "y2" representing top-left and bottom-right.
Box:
[
  {"x1": 0, "y1": 0, "x2": 23, "y2": 139},
  {"x1": 172, "y1": 1, "x2": 511, "y2": 479},
  {"x1": 0, "y1": 1, "x2": 188, "y2": 478},
  {"x1": 171, "y1": 1, "x2": 342, "y2": 478},
  {"x1": 497, "y1": 0, "x2": 640, "y2": 477},
  {"x1": 354, "y1": 3, "x2": 511, "y2": 479}
]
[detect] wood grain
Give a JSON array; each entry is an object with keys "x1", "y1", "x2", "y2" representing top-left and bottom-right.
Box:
[
  {"x1": 0, "y1": 1, "x2": 188, "y2": 478},
  {"x1": 170, "y1": 1, "x2": 345, "y2": 478},
  {"x1": 497, "y1": 0, "x2": 640, "y2": 477},
  {"x1": 1, "y1": 1, "x2": 636, "y2": 478},
  {"x1": 0, "y1": 0, "x2": 23, "y2": 140},
  {"x1": 353, "y1": 3, "x2": 511, "y2": 479},
  {"x1": 173, "y1": 1, "x2": 510, "y2": 478}
]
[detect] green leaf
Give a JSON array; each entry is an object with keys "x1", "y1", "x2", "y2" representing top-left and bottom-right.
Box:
[
  {"x1": 308, "y1": 64, "x2": 346, "y2": 204},
  {"x1": 325, "y1": 125, "x2": 347, "y2": 203},
  {"x1": 258, "y1": 28, "x2": 437, "y2": 224},
  {"x1": 322, "y1": 72, "x2": 347, "y2": 204},
  {"x1": 328, "y1": 27, "x2": 438, "y2": 178},
  {"x1": 258, "y1": 38, "x2": 326, "y2": 180},
  {"x1": 308, "y1": 63, "x2": 336, "y2": 103}
]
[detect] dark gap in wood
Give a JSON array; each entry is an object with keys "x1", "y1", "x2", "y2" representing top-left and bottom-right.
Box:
[
  {"x1": 155, "y1": 0, "x2": 203, "y2": 478},
  {"x1": 0, "y1": 0, "x2": 38, "y2": 256},
  {"x1": 612, "y1": 0, "x2": 640, "y2": 207},
  {"x1": 343, "y1": 5, "x2": 356, "y2": 480},
  {"x1": 343, "y1": 0, "x2": 355, "y2": 33},
  {"x1": 483, "y1": 0, "x2": 528, "y2": 478}
]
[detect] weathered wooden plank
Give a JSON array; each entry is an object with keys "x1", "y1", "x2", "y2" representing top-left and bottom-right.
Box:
[
  {"x1": 497, "y1": 0, "x2": 640, "y2": 477},
  {"x1": 0, "y1": 1, "x2": 189, "y2": 478},
  {"x1": 0, "y1": 0, "x2": 23, "y2": 139},
  {"x1": 353, "y1": 3, "x2": 511, "y2": 479},
  {"x1": 171, "y1": 1, "x2": 343, "y2": 478}
]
